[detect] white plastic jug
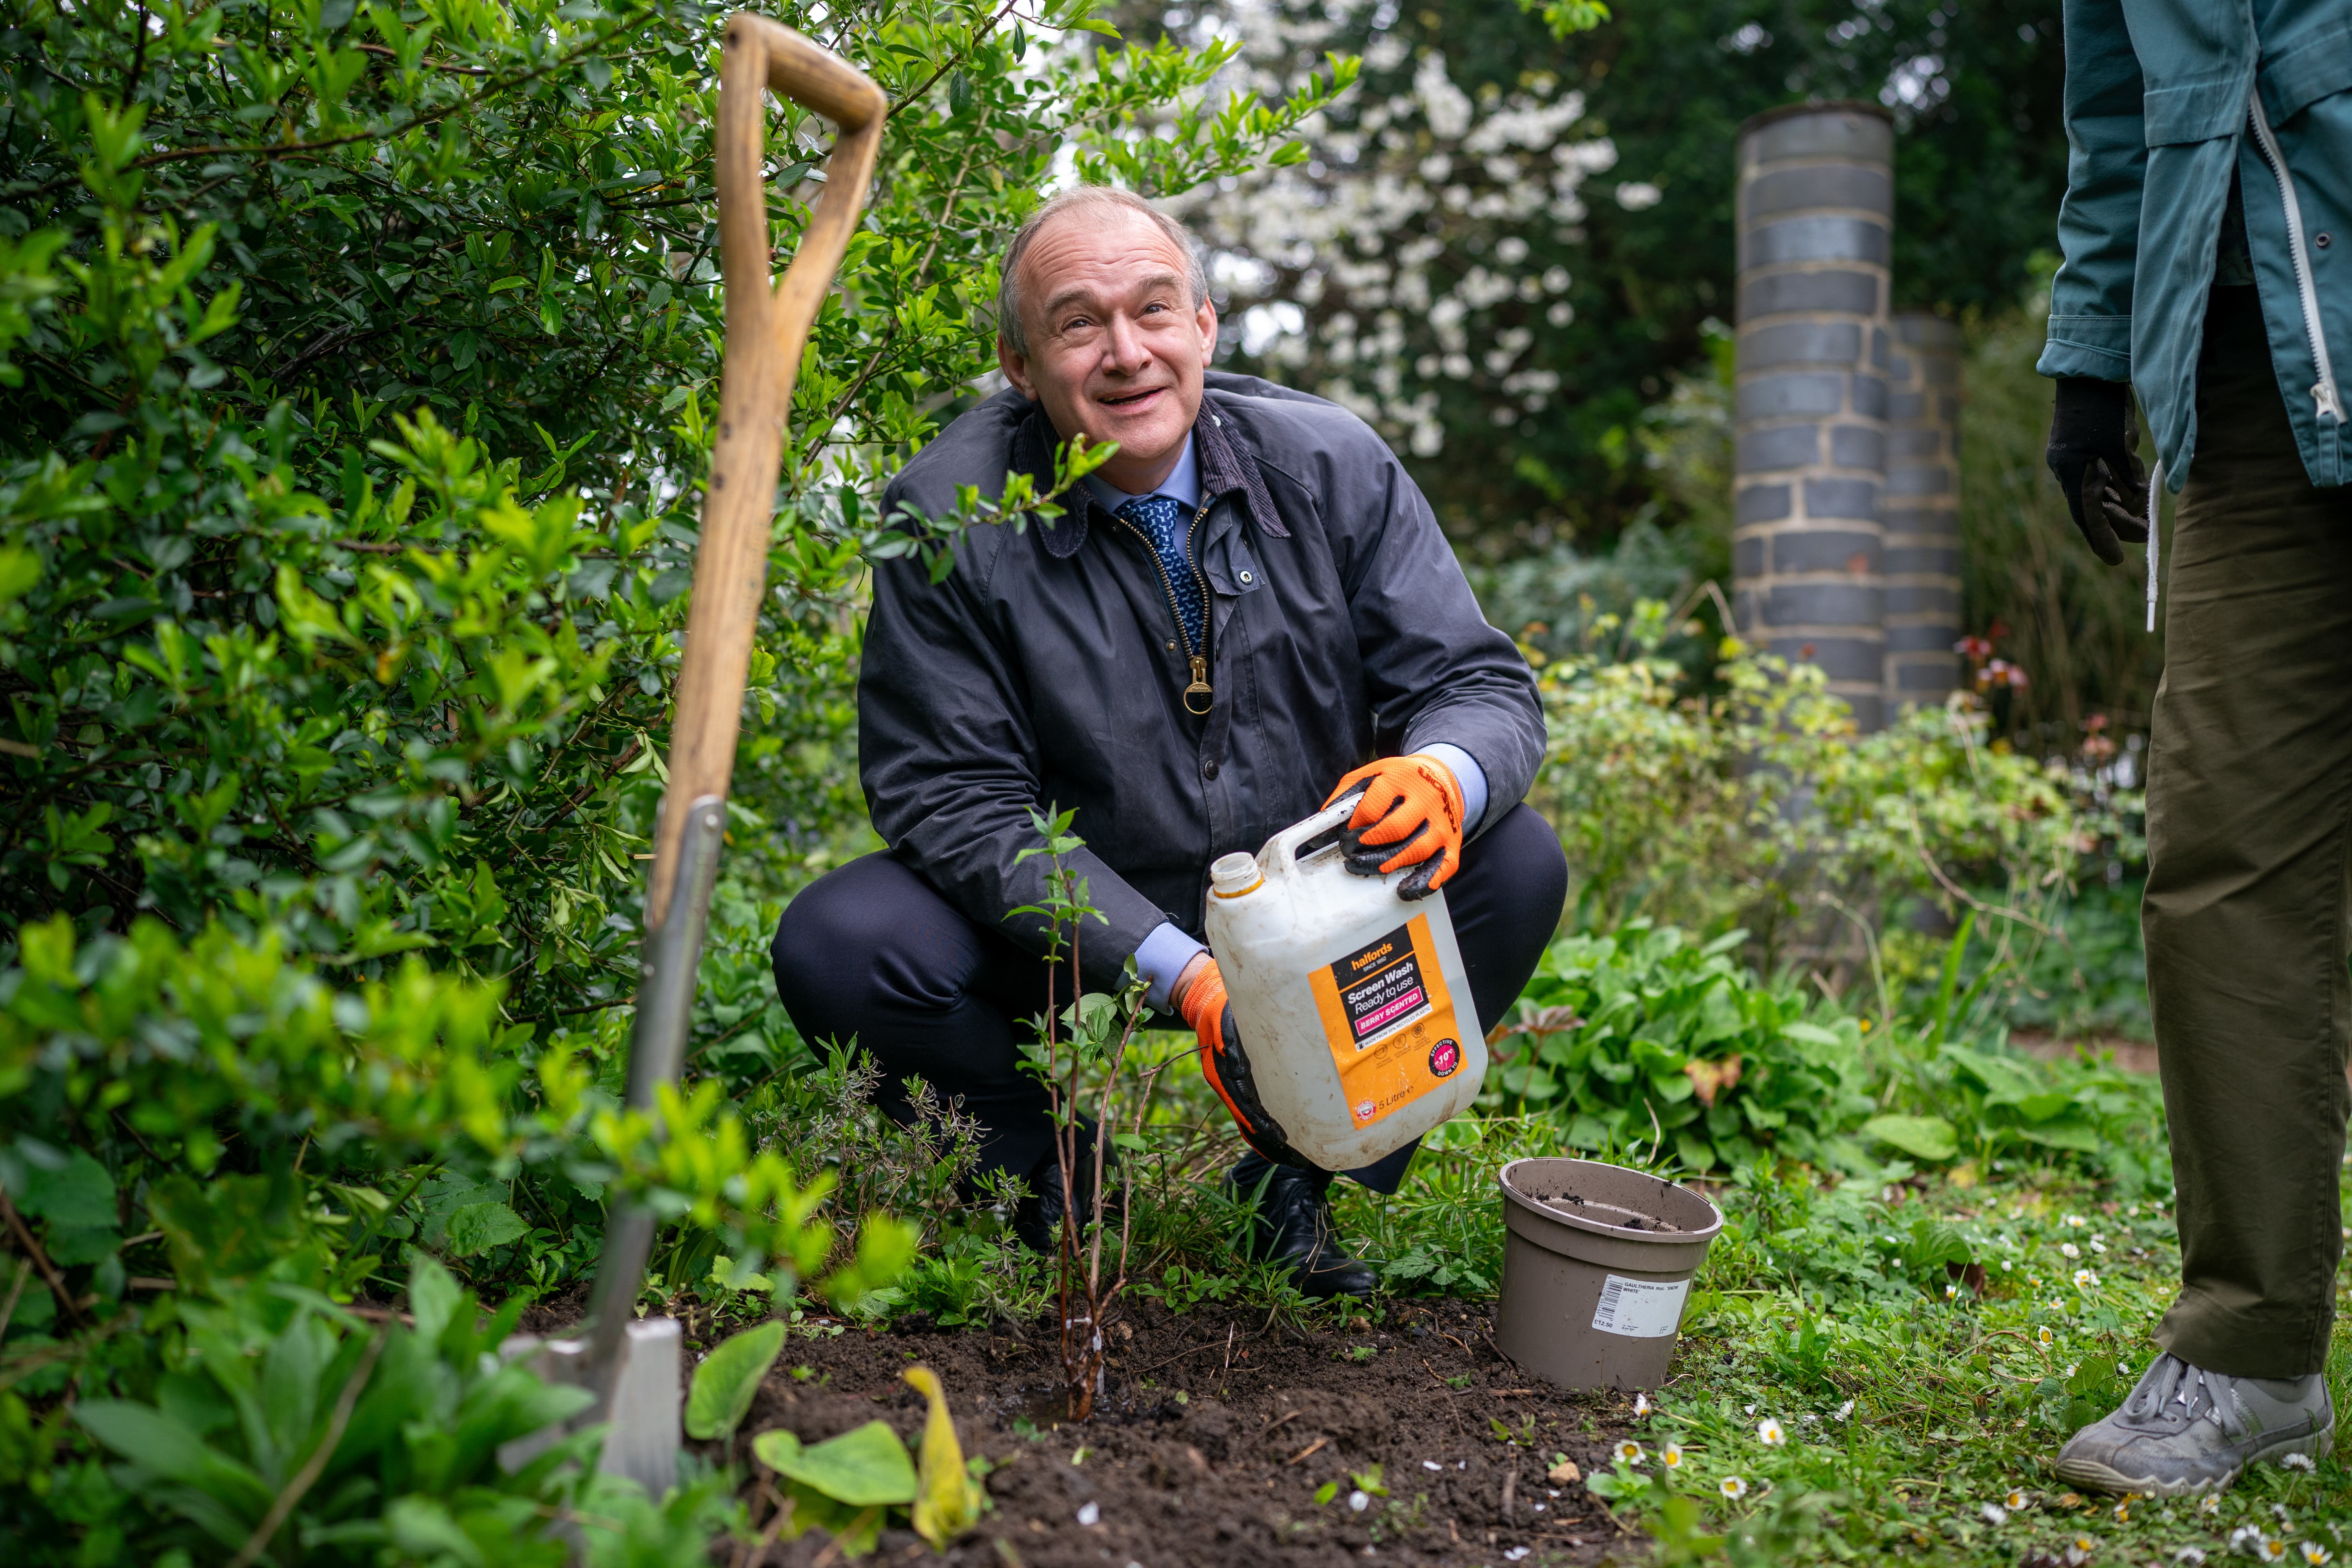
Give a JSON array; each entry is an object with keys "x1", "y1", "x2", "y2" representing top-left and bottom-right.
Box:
[{"x1": 1203, "y1": 798, "x2": 1487, "y2": 1171}]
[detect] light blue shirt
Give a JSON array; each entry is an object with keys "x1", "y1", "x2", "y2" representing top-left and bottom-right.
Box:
[{"x1": 1084, "y1": 434, "x2": 1201, "y2": 515}]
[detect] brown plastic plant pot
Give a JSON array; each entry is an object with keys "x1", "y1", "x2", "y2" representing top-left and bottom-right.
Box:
[{"x1": 1493, "y1": 1156, "x2": 1724, "y2": 1392}]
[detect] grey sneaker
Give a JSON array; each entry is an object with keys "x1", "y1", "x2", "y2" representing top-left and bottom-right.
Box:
[{"x1": 2054, "y1": 1352, "x2": 2334, "y2": 1496}]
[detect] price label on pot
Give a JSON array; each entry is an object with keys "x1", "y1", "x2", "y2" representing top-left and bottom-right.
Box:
[{"x1": 1590, "y1": 1274, "x2": 1689, "y2": 1339}]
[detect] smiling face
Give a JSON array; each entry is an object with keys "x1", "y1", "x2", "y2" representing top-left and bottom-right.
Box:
[{"x1": 997, "y1": 207, "x2": 1218, "y2": 495}]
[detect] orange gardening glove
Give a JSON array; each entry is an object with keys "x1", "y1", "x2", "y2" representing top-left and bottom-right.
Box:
[
  {"x1": 1173, "y1": 956, "x2": 1305, "y2": 1168},
  {"x1": 1322, "y1": 753, "x2": 1466, "y2": 900}
]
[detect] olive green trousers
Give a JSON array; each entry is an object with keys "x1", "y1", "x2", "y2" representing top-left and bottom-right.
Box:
[{"x1": 2145, "y1": 285, "x2": 2352, "y2": 1379}]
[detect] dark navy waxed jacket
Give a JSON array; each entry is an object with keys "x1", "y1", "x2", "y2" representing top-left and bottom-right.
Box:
[{"x1": 858, "y1": 371, "x2": 1544, "y2": 990}]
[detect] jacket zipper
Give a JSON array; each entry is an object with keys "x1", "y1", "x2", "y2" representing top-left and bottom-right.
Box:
[
  {"x1": 1116, "y1": 499, "x2": 1216, "y2": 715},
  {"x1": 2247, "y1": 89, "x2": 2345, "y2": 424}
]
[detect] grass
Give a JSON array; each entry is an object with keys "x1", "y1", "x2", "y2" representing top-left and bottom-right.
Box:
[{"x1": 1601, "y1": 1160, "x2": 2352, "y2": 1565}]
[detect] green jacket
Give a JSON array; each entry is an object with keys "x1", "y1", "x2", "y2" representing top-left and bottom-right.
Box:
[{"x1": 2039, "y1": 0, "x2": 2352, "y2": 490}]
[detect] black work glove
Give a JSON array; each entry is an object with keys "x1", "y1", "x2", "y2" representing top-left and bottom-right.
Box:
[{"x1": 2045, "y1": 377, "x2": 2149, "y2": 565}]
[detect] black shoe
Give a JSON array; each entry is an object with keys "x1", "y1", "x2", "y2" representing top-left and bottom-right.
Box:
[
  {"x1": 1229, "y1": 1153, "x2": 1377, "y2": 1300},
  {"x1": 1011, "y1": 1152, "x2": 1122, "y2": 1257}
]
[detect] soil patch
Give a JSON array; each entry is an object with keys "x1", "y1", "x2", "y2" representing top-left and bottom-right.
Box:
[{"x1": 708, "y1": 1297, "x2": 1639, "y2": 1566}]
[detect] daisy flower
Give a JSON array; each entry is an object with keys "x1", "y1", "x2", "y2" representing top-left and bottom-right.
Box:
[
  {"x1": 2075, "y1": 1269, "x2": 2096, "y2": 1289},
  {"x1": 2174, "y1": 1551, "x2": 2207, "y2": 1566},
  {"x1": 2114, "y1": 1499, "x2": 2131, "y2": 1521},
  {"x1": 1661, "y1": 1442, "x2": 1684, "y2": 1469},
  {"x1": 1945, "y1": 1282, "x2": 1959, "y2": 1299},
  {"x1": 2261, "y1": 1541, "x2": 2289, "y2": 1563},
  {"x1": 2039, "y1": 1326, "x2": 2056, "y2": 1346},
  {"x1": 1634, "y1": 1392, "x2": 1650, "y2": 1416},
  {"x1": 1757, "y1": 1417, "x2": 1785, "y2": 1446},
  {"x1": 1719, "y1": 1476, "x2": 1748, "y2": 1501},
  {"x1": 2300, "y1": 1545, "x2": 2331, "y2": 1566},
  {"x1": 2062, "y1": 1242, "x2": 2082, "y2": 1259},
  {"x1": 2005, "y1": 1489, "x2": 2029, "y2": 1510},
  {"x1": 2064, "y1": 1213, "x2": 2086, "y2": 1227},
  {"x1": 1615, "y1": 1440, "x2": 1645, "y2": 1466},
  {"x1": 1981, "y1": 1502, "x2": 2010, "y2": 1526},
  {"x1": 2280, "y1": 1452, "x2": 2317, "y2": 1472},
  {"x1": 2200, "y1": 1496, "x2": 2222, "y2": 1515}
]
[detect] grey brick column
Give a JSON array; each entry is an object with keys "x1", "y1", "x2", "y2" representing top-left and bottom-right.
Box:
[
  {"x1": 1884, "y1": 312, "x2": 1964, "y2": 712},
  {"x1": 1732, "y1": 103, "x2": 1895, "y2": 732}
]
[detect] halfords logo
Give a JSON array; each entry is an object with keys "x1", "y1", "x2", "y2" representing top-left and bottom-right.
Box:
[{"x1": 1350, "y1": 942, "x2": 1395, "y2": 972}]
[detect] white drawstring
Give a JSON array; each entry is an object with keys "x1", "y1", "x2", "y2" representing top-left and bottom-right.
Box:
[{"x1": 2145, "y1": 459, "x2": 2163, "y2": 634}]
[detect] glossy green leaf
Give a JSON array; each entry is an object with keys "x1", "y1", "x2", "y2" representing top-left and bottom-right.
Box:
[
  {"x1": 684, "y1": 1320, "x2": 786, "y2": 1443},
  {"x1": 753, "y1": 1420, "x2": 919, "y2": 1508}
]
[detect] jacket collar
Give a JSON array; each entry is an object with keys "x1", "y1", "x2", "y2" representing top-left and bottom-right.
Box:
[{"x1": 1012, "y1": 394, "x2": 1289, "y2": 561}]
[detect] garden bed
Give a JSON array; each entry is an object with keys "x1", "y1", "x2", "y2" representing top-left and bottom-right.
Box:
[{"x1": 712, "y1": 1298, "x2": 1635, "y2": 1566}]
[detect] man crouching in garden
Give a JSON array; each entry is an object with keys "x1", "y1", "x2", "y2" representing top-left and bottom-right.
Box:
[{"x1": 771, "y1": 188, "x2": 1566, "y2": 1298}]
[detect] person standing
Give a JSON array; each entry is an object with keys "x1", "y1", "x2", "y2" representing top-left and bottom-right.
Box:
[{"x1": 2039, "y1": 0, "x2": 2349, "y2": 1496}]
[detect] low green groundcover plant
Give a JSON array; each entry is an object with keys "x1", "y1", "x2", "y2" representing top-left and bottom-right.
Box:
[
  {"x1": 1483, "y1": 921, "x2": 1875, "y2": 1173},
  {"x1": 1593, "y1": 1162, "x2": 2352, "y2": 1565}
]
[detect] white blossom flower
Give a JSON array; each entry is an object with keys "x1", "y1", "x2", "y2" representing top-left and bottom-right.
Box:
[
  {"x1": 2040, "y1": 1326, "x2": 2056, "y2": 1346},
  {"x1": 2075, "y1": 1269, "x2": 2097, "y2": 1289},
  {"x1": 1349, "y1": 1490, "x2": 1370, "y2": 1513},
  {"x1": 2201, "y1": 1495, "x2": 2223, "y2": 1515},
  {"x1": 2299, "y1": 1545, "x2": 2331, "y2": 1566},
  {"x1": 1981, "y1": 1502, "x2": 2010, "y2": 1526},
  {"x1": 2005, "y1": 1489, "x2": 2029, "y2": 1510},
  {"x1": 2064, "y1": 1213, "x2": 2087, "y2": 1228},
  {"x1": 1719, "y1": 1475, "x2": 1748, "y2": 1500},
  {"x1": 1661, "y1": 1442, "x2": 1684, "y2": 1469},
  {"x1": 1756, "y1": 1417, "x2": 1785, "y2": 1446},
  {"x1": 1834, "y1": 1399, "x2": 1855, "y2": 1422},
  {"x1": 2175, "y1": 1550, "x2": 2207, "y2": 1566},
  {"x1": 2062, "y1": 1242, "x2": 2082, "y2": 1259},
  {"x1": 2261, "y1": 1541, "x2": 2290, "y2": 1564},
  {"x1": 1615, "y1": 1440, "x2": 1644, "y2": 1466},
  {"x1": 2280, "y1": 1452, "x2": 2317, "y2": 1472},
  {"x1": 1633, "y1": 1393, "x2": 1650, "y2": 1416}
]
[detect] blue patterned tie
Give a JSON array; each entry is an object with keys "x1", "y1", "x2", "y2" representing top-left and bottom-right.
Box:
[{"x1": 1115, "y1": 494, "x2": 1207, "y2": 653}]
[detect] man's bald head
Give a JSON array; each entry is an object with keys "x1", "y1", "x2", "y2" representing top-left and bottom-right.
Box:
[{"x1": 996, "y1": 187, "x2": 1209, "y2": 356}]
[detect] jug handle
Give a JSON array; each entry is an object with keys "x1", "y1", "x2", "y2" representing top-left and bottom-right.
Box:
[{"x1": 1269, "y1": 797, "x2": 1361, "y2": 876}]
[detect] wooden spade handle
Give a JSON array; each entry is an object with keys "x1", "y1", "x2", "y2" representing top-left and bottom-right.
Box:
[{"x1": 644, "y1": 14, "x2": 886, "y2": 929}]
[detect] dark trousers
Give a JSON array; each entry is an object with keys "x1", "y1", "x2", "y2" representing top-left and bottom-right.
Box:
[
  {"x1": 2145, "y1": 285, "x2": 2352, "y2": 1377},
  {"x1": 772, "y1": 802, "x2": 1568, "y2": 1193}
]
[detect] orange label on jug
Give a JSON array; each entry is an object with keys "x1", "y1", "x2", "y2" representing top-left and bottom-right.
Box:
[{"x1": 1308, "y1": 913, "x2": 1465, "y2": 1129}]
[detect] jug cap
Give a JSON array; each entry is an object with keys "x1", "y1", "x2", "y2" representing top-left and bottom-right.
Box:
[{"x1": 1209, "y1": 852, "x2": 1263, "y2": 898}]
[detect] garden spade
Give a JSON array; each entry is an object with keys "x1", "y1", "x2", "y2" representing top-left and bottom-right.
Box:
[{"x1": 504, "y1": 13, "x2": 886, "y2": 1500}]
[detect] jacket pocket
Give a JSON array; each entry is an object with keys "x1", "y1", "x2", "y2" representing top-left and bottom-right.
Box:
[
  {"x1": 2144, "y1": 71, "x2": 2256, "y2": 145},
  {"x1": 2259, "y1": 24, "x2": 2352, "y2": 125}
]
